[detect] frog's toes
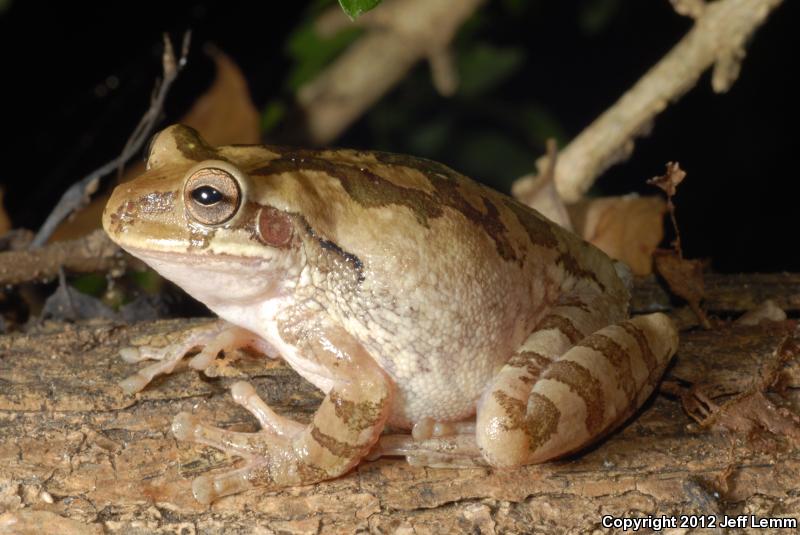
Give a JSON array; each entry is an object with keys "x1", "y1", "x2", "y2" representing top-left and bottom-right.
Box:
[
  {"x1": 172, "y1": 410, "x2": 273, "y2": 457},
  {"x1": 411, "y1": 418, "x2": 476, "y2": 440},
  {"x1": 191, "y1": 464, "x2": 263, "y2": 504},
  {"x1": 119, "y1": 346, "x2": 144, "y2": 363},
  {"x1": 118, "y1": 372, "x2": 151, "y2": 395},
  {"x1": 171, "y1": 411, "x2": 200, "y2": 441}
]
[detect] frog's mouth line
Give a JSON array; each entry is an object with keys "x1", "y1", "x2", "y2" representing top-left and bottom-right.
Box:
[{"x1": 118, "y1": 244, "x2": 275, "y2": 269}]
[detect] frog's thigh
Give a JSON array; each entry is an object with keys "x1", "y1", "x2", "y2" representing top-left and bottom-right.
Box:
[
  {"x1": 477, "y1": 312, "x2": 678, "y2": 466},
  {"x1": 172, "y1": 320, "x2": 393, "y2": 504}
]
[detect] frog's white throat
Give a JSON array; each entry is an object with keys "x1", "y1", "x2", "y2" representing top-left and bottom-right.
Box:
[{"x1": 124, "y1": 246, "x2": 296, "y2": 310}]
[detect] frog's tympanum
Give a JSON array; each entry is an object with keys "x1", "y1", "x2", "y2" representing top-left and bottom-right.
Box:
[{"x1": 102, "y1": 125, "x2": 678, "y2": 504}]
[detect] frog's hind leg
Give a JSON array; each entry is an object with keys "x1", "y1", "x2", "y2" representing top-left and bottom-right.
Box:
[{"x1": 476, "y1": 300, "x2": 678, "y2": 467}]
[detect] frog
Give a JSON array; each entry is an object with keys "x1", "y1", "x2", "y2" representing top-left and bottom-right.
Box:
[{"x1": 102, "y1": 124, "x2": 679, "y2": 504}]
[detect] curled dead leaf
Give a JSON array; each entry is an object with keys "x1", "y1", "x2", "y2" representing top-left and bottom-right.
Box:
[
  {"x1": 680, "y1": 329, "x2": 800, "y2": 448},
  {"x1": 653, "y1": 249, "x2": 710, "y2": 328},
  {"x1": 647, "y1": 161, "x2": 686, "y2": 198},
  {"x1": 569, "y1": 194, "x2": 666, "y2": 276}
]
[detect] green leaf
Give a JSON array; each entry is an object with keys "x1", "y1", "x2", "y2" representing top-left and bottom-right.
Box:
[
  {"x1": 261, "y1": 99, "x2": 286, "y2": 134},
  {"x1": 70, "y1": 274, "x2": 107, "y2": 296},
  {"x1": 338, "y1": 0, "x2": 382, "y2": 19}
]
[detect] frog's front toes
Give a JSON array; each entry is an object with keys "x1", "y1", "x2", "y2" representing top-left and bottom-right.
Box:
[{"x1": 118, "y1": 322, "x2": 273, "y2": 394}]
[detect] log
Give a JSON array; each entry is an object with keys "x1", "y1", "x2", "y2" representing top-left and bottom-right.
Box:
[{"x1": 1, "y1": 275, "x2": 799, "y2": 533}]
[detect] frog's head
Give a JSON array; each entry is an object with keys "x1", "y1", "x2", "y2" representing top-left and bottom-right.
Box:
[{"x1": 102, "y1": 125, "x2": 305, "y2": 306}]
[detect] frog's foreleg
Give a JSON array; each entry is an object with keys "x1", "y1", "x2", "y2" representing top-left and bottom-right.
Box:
[
  {"x1": 118, "y1": 321, "x2": 274, "y2": 394},
  {"x1": 172, "y1": 316, "x2": 393, "y2": 504},
  {"x1": 476, "y1": 299, "x2": 678, "y2": 466}
]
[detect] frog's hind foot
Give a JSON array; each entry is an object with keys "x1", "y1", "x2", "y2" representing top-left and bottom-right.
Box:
[
  {"x1": 172, "y1": 381, "x2": 309, "y2": 504},
  {"x1": 368, "y1": 419, "x2": 486, "y2": 468}
]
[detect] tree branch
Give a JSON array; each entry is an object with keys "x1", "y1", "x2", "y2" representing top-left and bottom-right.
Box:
[
  {"x1": 298, "y1": 0, "x2": 485, "y2": 145},
  {"x1": 513, "y1": 0, "x2": 784, "y2": 204},
  {"x1": 0, "y1": 230, "x2": 120, "y2": 286}
]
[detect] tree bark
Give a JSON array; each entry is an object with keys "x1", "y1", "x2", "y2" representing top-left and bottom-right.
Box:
[{"x1": 1, "y1": 275, "x2": 799, "y2": 534}]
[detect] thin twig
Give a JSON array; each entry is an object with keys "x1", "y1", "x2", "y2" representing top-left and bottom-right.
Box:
[
  {"x1": 30, "y1": 31, "x2": 191, "y2": 249},
  {"x1": 513, "y1": 0, "x2": 783, "y2": 204}
]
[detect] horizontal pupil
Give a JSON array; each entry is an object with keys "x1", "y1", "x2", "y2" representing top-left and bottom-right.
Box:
[{"x1": 192, "y1": 186, "x2": 223, "y2": 205}]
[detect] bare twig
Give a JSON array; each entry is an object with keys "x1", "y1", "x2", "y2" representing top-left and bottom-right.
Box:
[
  {"x1": 30, "y1": 32, "x2": 191, "y2": 249},
  {"x1": 648, "y1": 161, "x2": 686, "y2": 257},
  {"x1": 514, "y1": 139, "x2": 573, "y2": 230},
  {"x1": 299, "y1": 0, "x2": 485, "y2": 145},
  {"x1": 0, "y1": 229, "x2": 120, "y2": 286},
  {"x1": 513, "y1": 0, "x2": 783, "y2": 204}
]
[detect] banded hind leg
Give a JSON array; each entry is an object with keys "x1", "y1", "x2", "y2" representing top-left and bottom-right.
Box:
[
  {"x1": 371, "y1": 293, "x2": 631, "y2": 467},
  {"x1": 476, "y1": 297, "x2": 678, "y2": 466}
]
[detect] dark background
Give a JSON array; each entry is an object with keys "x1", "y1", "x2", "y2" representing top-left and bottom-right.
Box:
[{"x1": 1, "y1": 0, "x2": 797, "y2": 272}]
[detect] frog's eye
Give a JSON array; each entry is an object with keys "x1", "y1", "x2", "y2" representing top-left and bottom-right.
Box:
[{"x1": 184, "y1": 167, "x2": 241, "y2": 225}]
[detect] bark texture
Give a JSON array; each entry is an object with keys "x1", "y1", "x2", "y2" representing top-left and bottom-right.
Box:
[{"x1": 1, "y1": 275, "x2": 799, "y2": 534}]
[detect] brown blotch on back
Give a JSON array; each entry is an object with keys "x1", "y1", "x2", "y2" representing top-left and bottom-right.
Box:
[
  {"x1": 171, "y1": 125, "x2": 220, "y2": 162},
  {"x1": 544, "y1": 360, "x2": 605, "y2": 434},
  {"x1": 502, "y1": 198, "x2": 560, "y2": 250},
  {"x1": 577, "y1": 333, "x2": 636, "y2": 403},
  {"x1": 556, "y1": 252, "x2": 605, "y2": 291},
  {"x1": 253, "y1": 153, "x2": 518, "y2": 262}
]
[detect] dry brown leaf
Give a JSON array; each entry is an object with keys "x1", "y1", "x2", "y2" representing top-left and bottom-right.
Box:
[
  {"x1": 179, "y1": 45, "x2": 261, "y2": 147},
  {"x1": 681, "y1": 330, "x2": 800, "y2": 447},
  {"x1": 653, "y1": 249, "x2": 711, "y2": 328},
  {"x1": 0, "y1": 187, "x2": 11, "y2": 235},
  {"x1": 50, "y1": 47, "x2": 260, "y2": 242},
  {"x1": 647, "y1": 161, "x2": 686, "y2": 197},
  {"x1": 569, "y1": 194, "x2": 666, "y2": 276}
]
